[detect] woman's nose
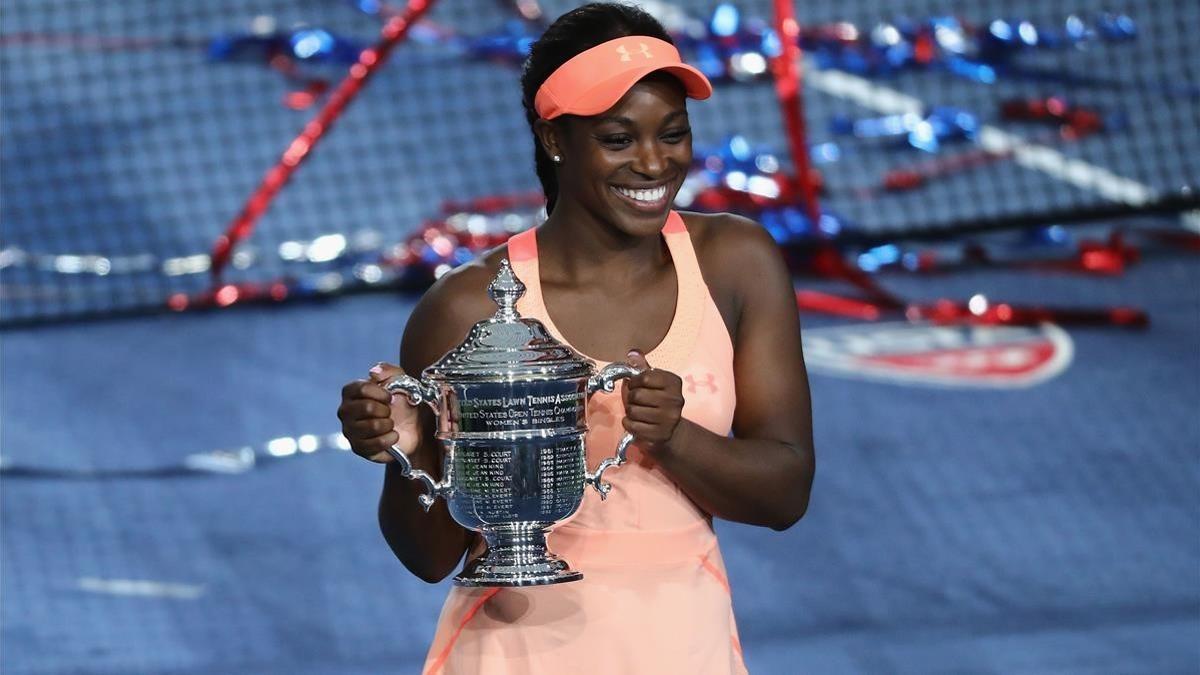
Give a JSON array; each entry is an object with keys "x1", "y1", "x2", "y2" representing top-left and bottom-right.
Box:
[{"x1": 631, "y1": 140, "x2": 668, "y2": 177}]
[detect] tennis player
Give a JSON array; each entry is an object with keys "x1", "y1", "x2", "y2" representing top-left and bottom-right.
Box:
[{"x1": 337, "y1": 4, "x2": 815, "y2": 672}]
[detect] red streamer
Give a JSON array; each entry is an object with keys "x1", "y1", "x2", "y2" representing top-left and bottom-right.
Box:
[
  {"x1": 796, "y1": 290, "x2": 883, "y2": 321},
  {"x1": 768, "y1": 1, "x2": 911, "y2": 311},
  {"x1": 209, "y1": 0, "x2": 437, "y2": 281},
  {"x1": 796, "y1": 290, "x2": 1149, "y2": 328},
  {"x1": 905, "y1": 300, "x2": 1148, "y2": 328},
  {"x1": 770, "y1": 0, "x2": 820, "y2": 225}
]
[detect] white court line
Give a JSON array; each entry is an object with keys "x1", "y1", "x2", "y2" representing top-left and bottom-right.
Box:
[
  {"x1": 77, "y1": 577, "x2": 205, "y2": 600},
  {"x1": 804, "y1": 63, "x2": 1157, "y2": 207}
]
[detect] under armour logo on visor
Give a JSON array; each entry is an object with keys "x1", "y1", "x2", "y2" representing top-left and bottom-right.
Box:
[{"x1": 615, "y1": 43, "x2": 654, "y2": 61}]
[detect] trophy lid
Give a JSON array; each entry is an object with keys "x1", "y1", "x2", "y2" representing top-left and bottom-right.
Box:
[{"x1": 424, "y1": 259, "x2": 594, "y2": 382}]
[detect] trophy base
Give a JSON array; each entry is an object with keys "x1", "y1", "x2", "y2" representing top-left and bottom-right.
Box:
[{"x1": 452, "y1": 524, "x2": 582, "y2": 587}]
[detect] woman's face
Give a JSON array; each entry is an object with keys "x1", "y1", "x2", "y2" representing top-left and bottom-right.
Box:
[{"x1": 551, "y1": 74, "x2": 693, "y2": 237}]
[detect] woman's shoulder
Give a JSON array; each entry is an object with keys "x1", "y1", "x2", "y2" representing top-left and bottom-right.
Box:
[
  {"x1": 677, "y1": 210, "x2": 780, "y2": 265},
  {"x1": 677, "y1": 210, "x2": 783, "y2": 288},
  {"x1": 675, "y1": 210, "x2": 786, "y2": 336}
]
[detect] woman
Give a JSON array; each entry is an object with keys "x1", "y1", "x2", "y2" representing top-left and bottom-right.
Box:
[{"x1": 337, "y1": 4, "x2": 815, "y2": 672}]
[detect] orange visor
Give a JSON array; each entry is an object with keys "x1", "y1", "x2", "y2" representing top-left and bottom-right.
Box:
[{"x1": 534, "y1": 36, "x2": 713, "y2": 120}]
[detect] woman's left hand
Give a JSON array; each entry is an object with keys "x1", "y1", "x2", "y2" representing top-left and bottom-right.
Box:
[{"x1": 621, "y1": 349, "x2": 686, "y2": 453}]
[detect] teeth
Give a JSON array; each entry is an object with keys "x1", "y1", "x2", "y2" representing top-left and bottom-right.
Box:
[{"x1": 616, "y1": 186, "x2": 667, "y2": 203}]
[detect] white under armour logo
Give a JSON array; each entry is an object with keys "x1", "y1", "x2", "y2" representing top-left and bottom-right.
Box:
[{"x1": 615, "y1": 43, "x2": 653, "y2": 61}]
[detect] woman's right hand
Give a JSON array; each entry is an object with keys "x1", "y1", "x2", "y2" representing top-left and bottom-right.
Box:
[{"x1": 337, "y1": 363, "x2": 422, "y2": 463}]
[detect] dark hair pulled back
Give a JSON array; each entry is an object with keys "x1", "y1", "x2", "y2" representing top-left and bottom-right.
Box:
[{"x1": 520, "y1": 3, "x2": 673, "y2": 214}]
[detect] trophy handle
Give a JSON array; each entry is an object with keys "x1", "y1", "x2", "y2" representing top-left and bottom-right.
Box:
[
  {"x1": 584, "y1": 363, "x2": 643, "y2": 500},
  {"x1": 383, "y1": 374, "x2": 451, "y2": 512}
]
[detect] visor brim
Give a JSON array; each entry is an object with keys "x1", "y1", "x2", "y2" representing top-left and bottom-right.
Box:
[{"x1": 548, "y1": 63, "x2": 713, "y2": 119}]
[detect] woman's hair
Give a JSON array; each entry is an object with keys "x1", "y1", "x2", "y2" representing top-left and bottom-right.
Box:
[{"x1": 520, "y1": 3, "x2": 673, "y2": 214}]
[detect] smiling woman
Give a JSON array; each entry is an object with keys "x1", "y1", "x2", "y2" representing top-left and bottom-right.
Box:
[
  {"x1": 538, "y1": 73, "x2": 696, "y2": 227},
  {"x1": 336, "y1": 3, "x2": 816, "y2": 673}
]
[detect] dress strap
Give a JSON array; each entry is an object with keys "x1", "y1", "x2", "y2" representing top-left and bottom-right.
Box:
[
  {"x1": 505, "y1": 228, "x2": 545, "y2": 319},
  {"x1": 507, "y1": 228, "x2": 538, "y2": 263},
  {"x1": 661, "y1": 211, "x2": 703, "y2": 282},
  {"x1": 654, "y1": 211, "x2": 706, "y2": 370},
  {"x1": 662, "y1": 209, "x2": 688, "y2": 235}
]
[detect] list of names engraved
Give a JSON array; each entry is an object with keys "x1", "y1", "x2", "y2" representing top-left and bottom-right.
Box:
[
  {"x1": 537, "y1": 442, "x2": 584, "y2": 517},
  {"x1": 460, "y1": 446, "x2": 515, "y2": 520}
]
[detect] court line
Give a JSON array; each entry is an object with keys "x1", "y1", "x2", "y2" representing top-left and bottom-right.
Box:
[
  {"x1": 803, "y1": 64, "x2": 1157, "y2": 207},
  {"x1": 77, "y1": 577, "x2": 205, "y2": 600}
]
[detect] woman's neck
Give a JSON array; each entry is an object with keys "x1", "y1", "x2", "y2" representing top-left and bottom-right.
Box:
[{"x1": 537, "y1": 199, "x2": 670, "y2": 285}]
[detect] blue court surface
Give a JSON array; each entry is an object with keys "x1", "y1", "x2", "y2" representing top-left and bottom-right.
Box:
[{"x1": 2, "y1": 243, "x2": 1198, "y2": 674}]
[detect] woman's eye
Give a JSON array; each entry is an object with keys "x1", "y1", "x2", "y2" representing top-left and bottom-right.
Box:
[
  {"x1": 662, "y1": 128, "x2": 691, "y2": 143},
  {"x1": 599, "y1": 135, "x2": 632, "y2": 146}
]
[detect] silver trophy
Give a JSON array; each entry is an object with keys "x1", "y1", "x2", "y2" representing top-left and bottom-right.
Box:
[{"x1": 382, "y1": 259, "x2": 639, "y2": 587}]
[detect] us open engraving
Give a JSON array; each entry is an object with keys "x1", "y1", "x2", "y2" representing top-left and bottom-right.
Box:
[{"x1": 457, "y1": 388, "x2": 585, "y2": 433}]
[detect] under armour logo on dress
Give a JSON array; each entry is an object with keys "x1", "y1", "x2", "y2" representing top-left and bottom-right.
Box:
[
  {"x1": 685, "y1": 373, "x2": 717, "y2": 394},
  {"x1": 616, "y1": 43, "x2": 654, "y2": 62}
]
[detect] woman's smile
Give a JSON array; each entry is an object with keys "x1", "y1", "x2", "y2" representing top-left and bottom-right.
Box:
[{"x1": 610, "y1": 182, "x2": 672, "y2": 213}]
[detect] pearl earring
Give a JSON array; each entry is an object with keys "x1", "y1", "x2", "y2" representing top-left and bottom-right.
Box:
[{"x1": 552, "y1": 155, "x2": 562, "y2": 164}]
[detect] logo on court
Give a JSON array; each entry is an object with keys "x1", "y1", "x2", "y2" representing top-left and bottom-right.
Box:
[
  {"x1": 616, "y1": 43, "x2": 653, "y2": 61},
  {"x1": 802, "y1": 322, "x2": 1073, "y2": 388}
]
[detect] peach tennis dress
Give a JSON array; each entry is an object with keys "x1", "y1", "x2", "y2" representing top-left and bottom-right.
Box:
[{"x1": 421, "y1": 211, "x2": 748, "y2": 674}]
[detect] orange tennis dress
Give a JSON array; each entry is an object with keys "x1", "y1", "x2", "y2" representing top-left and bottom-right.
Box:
[{"x1": 422, "y1": 211, "x2": 747, "y2": 674}]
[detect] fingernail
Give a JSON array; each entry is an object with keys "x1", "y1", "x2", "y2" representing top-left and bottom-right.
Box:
[
  {"x1": 627, "y1": 349, "x2": 641, "y2": 359},
  {"x1": 369, "y1": 364, "x2": 384, "y2": 376}
]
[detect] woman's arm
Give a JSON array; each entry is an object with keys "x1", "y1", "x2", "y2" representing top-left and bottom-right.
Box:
[
  {"x1": 377, "y1": 258, "x2": 503, "y2": 581},
  {"x1": 622, "y1": 216, "x2": 815, "y2": 530}
]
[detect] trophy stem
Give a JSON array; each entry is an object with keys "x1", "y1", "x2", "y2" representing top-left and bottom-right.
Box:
[{"x1": 453, "y1": 524, "x2": 583, "y2": 587}]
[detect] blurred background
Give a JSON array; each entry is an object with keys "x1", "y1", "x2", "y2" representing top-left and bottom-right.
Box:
[{"x1": 1, "y1": 0, "x2": 1197, "y2": 673}]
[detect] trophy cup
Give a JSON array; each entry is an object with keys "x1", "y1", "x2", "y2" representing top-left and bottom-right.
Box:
[{"x1": 382, "y1": 259, "x2": 639, "y2": 587}]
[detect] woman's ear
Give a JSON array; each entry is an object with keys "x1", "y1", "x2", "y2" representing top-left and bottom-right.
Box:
[{"x1": 533, "y1": 119, "x2": 564, "y2": 162}]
